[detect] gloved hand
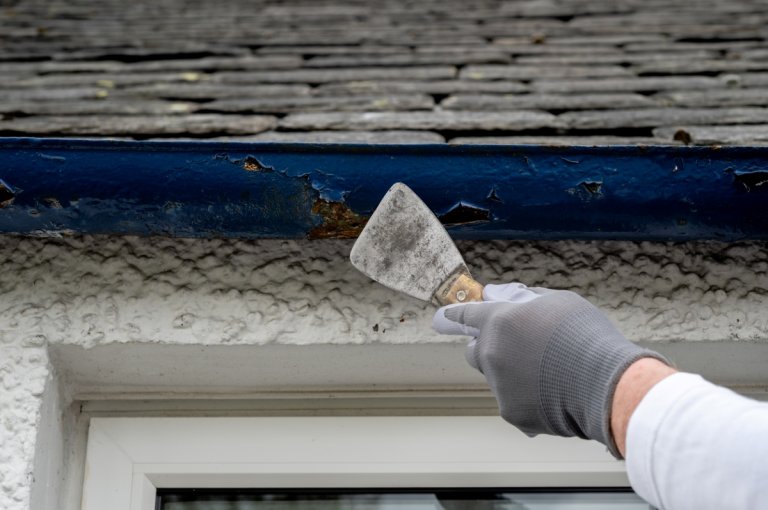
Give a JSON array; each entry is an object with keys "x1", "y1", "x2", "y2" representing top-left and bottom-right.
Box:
[{"x1": 433, "y1": 283, "x2": 668, "y2": 458}]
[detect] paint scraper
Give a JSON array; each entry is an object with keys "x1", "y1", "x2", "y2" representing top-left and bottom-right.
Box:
[{"x1": 350, "y1": 182, "x2": 484, "y2": 305}]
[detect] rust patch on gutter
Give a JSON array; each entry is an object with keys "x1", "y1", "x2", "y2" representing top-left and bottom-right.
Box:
[{"x1": 309, "y1": 199, "x2": 368, "y2": 239}]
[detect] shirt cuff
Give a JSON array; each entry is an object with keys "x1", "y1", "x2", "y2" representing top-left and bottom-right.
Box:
[{"x1": 624, "y1": 372, "x2": 705, "y2": 508}]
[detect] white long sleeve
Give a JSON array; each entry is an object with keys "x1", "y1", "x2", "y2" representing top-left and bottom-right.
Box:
[{"x1": 626, "y1": 372, "x2": 768, "y2": 509}]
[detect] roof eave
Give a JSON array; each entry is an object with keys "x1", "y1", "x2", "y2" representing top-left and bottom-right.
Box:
[{"x1": 1, "y1": 137, "x2": 766, "y2": 241}]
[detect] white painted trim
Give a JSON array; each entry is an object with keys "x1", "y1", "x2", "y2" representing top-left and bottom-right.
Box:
[
  {"x1": 82, "y1": 416, "x2": 628, "y2": 510},
  {"x1": 54, "y1": 341, "x2": 768, "y2": 401}
]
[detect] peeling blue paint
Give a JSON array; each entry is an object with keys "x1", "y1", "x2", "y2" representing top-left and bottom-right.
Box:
[{"x1": 0, "y1": 138, "x2": 767, "y2": 240}]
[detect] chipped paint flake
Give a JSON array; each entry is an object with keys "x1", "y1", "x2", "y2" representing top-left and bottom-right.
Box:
[
  {"x1": 242, "y1": 156, "x2": 273, "y2": 172},
  {"x1": 0, "y1": 179, "x2": 17, "y2": 208},
  {"x1": 487, "y1": 187, "x2": 503, "y2": 203},
  {"x1": 439, "y1": 202, "x2": 491, "y2": 225},
  {"x1": 580, "y1": 180, "x2": 603, "y2": 195},
  {"x1": 733, "y1": 170, "x2": 768, "y2": 192}
]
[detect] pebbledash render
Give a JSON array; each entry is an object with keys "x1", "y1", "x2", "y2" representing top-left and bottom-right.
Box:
[{"x1": 2, "y1": 236, "x2": 767, "y2": 509}]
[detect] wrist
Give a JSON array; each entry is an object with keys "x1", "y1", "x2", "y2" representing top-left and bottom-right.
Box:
[{"x1": 610, "y1": 357, "x2": 677, "y2": 457}]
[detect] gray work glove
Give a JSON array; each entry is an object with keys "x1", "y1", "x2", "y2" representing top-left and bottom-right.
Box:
[{"x1": 433, "y1": 283, "x2": 668, "y2": 459}]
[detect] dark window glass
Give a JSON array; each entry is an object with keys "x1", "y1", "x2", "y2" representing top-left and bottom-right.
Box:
[{"x1": 157, "y1": 489, "x2": 652, "y2": 510}]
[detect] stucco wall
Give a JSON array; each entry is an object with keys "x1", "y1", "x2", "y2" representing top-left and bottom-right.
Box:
[{"x1": 1, "y1": 234, "x2": 767, "y2": 509}]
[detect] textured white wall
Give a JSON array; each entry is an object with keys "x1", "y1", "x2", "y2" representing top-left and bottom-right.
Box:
[
  {"x1": 0, "y1": 340, "x2": 48, "y2": 510},
  {"x1": 1, "y1": 234, "x2": 767, "y2": 510}
]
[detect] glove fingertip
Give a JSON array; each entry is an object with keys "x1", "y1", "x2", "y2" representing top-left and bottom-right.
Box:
[
  {"x1": 433, "y1": 304, "x2": 480, "y2": 336},
  {"x1": 443, "y1": 305, "x2": 462, "y2": 322}
]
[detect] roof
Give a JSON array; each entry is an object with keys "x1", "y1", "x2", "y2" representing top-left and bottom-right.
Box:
[{"x1": 1, "y1": 0, "x2": 768, "y2": 145}]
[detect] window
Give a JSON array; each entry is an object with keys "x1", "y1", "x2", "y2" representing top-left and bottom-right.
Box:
[
  {"x1": 82, "y1": 416, "x2": 631, "y2": 510},
  {"x1": 157, "y1": 489, "x2": 650, "y2": 509}
]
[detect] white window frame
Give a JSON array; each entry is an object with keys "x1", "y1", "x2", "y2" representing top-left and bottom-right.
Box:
[{"x1": 82, "y1": 416, "x2": 628, "y2": 510}]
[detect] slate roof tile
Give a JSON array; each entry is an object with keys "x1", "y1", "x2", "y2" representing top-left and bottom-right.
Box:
[
  {"x1": 737, "y1": 49, "x2": 768, "y2": 60},
  {"x1": 498, "y1": 2, "x2": 633, "y2": 17},
  {"x1": 0, "y1": 87, "x2": 107, "y2": 101},
  {"x1": 256, "y1": 45, "x2": 412, "y2": 56},
  {"x1": 450, "y1": 136, "x2": 677, "y2": 145},
  {"x1": 460, "y1": 64, "x2": 633, "y2": 80},
  {"x1": 737, "y1": 73, "x2": 768, "y2": 86},
  {"x1": 634, "y1": 60, "x2": 768, "y2": 75},
  {"x1": 52, "y1": 46, "x2": 252, "y2": 61},
  {"x1": 0, "y1": 100, "x2": 197, "y2": 116},
  {"x1": 522, "y1": 35, "x2": 669, "y2": 46},
  {"x1": 213, "y1": 67, "x2": 458, "y2": 84},
  {"x1": 653, "y1": 125, "x2": 768, "y2": 145},
  {"x1": 0, "y1": 115, "x2": 277, "y2": 136},
  {"x1": 490, "y1": 43, "x2": 624, "y2": 55},
  {"x1": 241, "y1": 130, "x2": 446, "y2": 144},
  {"x1": 0, "y1": 56, "x2": 304, "y2": 74},
  {"x1": 315, "y1": 80, "x2": 529, "y2": 96},
  {"x1": 201, "y1": 95, "x2": 435, "y2": 114},
  {"x1": 561, "y1": 108, "x2": 768, "y2": 130},
  {"x1": 533, "y1": 76, "x2": 729, "y2": 93},
  {"x1": 442, "y1": 93, "x2": 657, "y2": 111},
  {"x1": 304, "y1": 52, "x2": 513, "y2": 67},
  {"x1": 654, "y1": 89, "x2": 768, "y2": 108},
  {"x1": 116, "y1": 83, "x2": 312, "y2": 100},
  {"x1": 515, "y1": 52, "x2": 720, "y2": 65},
  {"x1": 623, "y1": 41, "x2": 764, "y2": 53},
  {"x1": 0, "y1": 72, "x2": 215, "y2": 88},
  {"x1": 280, "y1": 111, "x2": 560, "y2": 131},
  {"x1": 1, "y1": 0, "x2": 767, "y2": 144}
]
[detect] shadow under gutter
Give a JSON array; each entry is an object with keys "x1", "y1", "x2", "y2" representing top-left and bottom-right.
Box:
[{"x1": 0, "y1": 138, "x2": 767, "y2": 240}]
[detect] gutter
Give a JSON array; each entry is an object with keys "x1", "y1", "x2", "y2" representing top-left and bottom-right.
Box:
[{"x1": 0, "y1": 137, "x2": 766, "y2": 240}]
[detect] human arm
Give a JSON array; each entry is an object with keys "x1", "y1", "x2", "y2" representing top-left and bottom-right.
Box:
[
  {"x1": 625, "y1": 371, "x2": 768, "y2": 509},
  {"x1": 611, "y1": 357, "x2": 677, "y2": 457},
  {"x1": 433, "y1": 283, "x2": 768, "y2": 509},
  {"x1": 610, "y1": 358, "x2": 768, "y2": 508}
]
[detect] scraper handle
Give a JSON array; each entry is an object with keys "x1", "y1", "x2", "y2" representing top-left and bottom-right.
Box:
[{"x1": 435, "y1": 271, "x2": 484, "y2": 305}]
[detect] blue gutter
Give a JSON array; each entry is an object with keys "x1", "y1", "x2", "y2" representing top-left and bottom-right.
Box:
[{"x1": 0, "y1": 137, "x2": 767, "y2": 240}]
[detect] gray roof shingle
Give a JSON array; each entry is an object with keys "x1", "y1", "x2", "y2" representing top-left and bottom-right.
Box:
[
  {"x1": 279, "y1": 111, "x2": 560, "y2": 131},
  {"x1": 1, "y1": 0, "x2": 767, "y2": 145},
  {"x1": 0, "y1": 115, "x2": 277, "y2": 136},
  {"x1": 442, "y1": 93, "x2": 657, "y2": 111}
]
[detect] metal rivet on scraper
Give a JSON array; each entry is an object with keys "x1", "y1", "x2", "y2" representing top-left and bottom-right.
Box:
[{"x1": 456, "y1": 290, "x2": 467, "y2": 302}]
